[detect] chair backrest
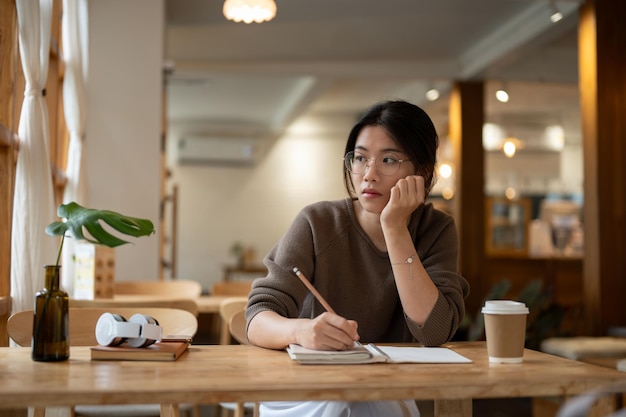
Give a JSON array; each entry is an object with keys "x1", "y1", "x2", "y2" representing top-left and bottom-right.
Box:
[
  {"x1": 556, "y1": 380, "x2": 626, "y2": 417},
  {"x1": 7, "y1": 307, "x2": 198, "y2": 347},
  {"x1": 219, "y1": 297, "x2": 248, "y2": 345},
  {"x1": 229, "y1": 310, "x2": 249, "y2": 345},
  {"x1": 69, "y1": 297, "x2": 200, "y2": 316},
  {"x1": 115, "y1": 280, "x2": 202, "y2": 298},
  {"x1": 212, "y1": 280, "x2": 252, "y2": 296},
  {"x1": 1, "y1": 295, "x2": 10, "y2": 348}
]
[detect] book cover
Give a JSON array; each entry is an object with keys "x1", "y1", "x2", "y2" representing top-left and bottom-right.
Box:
[
  {"x1": 287, "y1": 343, "x2": 472, "y2": 365},
  {"x1": 91, "y1": 341, "x2": 190, "y2": 362}
]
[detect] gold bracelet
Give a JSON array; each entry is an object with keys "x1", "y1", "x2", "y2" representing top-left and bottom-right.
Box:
[{"x1": 391, "y1": 253, "x2": 416, "y2": 280}]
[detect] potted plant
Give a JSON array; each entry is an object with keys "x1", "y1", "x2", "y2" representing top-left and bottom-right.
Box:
[{"x1": 32, "y1": 202, "x2": 155, "y2": 362}]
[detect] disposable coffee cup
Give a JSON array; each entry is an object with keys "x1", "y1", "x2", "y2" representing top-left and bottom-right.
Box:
[{"x1": 481, "y1": 300, "x2": 529, "y2": 363}]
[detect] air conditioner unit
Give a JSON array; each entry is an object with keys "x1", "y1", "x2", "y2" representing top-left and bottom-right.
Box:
[{"x1": 177, "y1": 136, "x2": 261, "y2": 165}]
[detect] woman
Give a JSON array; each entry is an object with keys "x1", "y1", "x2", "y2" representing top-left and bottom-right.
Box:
[{"x1": 246, "y1": 100, "x2": 470, "y2": 416}]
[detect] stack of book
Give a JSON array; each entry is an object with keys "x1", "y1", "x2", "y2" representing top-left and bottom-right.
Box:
[{"x1": 90, "y1": 340, "x2": 190, "y2": 362}]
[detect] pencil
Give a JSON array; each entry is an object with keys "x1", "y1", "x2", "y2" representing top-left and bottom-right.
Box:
[
  {"x1": 291, "y1": 266, "x2": 336, "y2": 314},
  {"x1": 292, "y1": 266, "x2": 363, "y2": 348}
]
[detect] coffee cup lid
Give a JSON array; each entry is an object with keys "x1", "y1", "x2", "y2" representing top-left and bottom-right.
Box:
[{"x1": 481, "y1": 300, "x2": 529, "y2": 315}]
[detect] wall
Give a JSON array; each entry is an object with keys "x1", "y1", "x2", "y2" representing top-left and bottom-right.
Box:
[
  {"x1": 168, "y1": 114, "x2": 350, "y2": 290},
  {"x1": 85, "y1": 0, "x2": 164, "y2": 281},
  {"x1": 485, "y1": 145, "x2": 583, "y2": 197}
]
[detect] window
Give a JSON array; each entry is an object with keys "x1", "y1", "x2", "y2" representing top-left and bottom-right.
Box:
[{"x1": 1, "y1": 0, "x2": 67, "y2": 343}]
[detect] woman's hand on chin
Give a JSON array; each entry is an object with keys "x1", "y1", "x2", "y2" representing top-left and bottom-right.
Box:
[{"x1": 381, "y1": 175, "x2": 425, "y2": 228}]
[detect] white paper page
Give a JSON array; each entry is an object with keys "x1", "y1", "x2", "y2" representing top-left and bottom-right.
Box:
[{"x1": 375, "y1": 346, "x2": 472, "y2": 363}]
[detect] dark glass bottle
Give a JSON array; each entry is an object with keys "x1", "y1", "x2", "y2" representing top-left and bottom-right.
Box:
[{"x1": 32, "y1": 265, "x2": 69, "y2": 361}]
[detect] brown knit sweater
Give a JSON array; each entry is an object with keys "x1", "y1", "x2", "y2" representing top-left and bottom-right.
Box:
[{"x1": 246, "y1": 198, "x2": 470, "y2": 347}]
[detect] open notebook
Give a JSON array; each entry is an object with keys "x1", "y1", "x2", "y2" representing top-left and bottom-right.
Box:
[{"x1": 287, "y1": 343, "x2": 472, "y2": 365}]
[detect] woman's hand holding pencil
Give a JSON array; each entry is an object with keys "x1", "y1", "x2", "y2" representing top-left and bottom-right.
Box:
[{"x1": 292, "y1": 266, "x2": 361, "y2": 350}]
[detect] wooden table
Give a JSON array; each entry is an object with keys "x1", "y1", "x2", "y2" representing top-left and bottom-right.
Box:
[{"x1": 1, "y1": 342, "x2": 624, "y2": 417}]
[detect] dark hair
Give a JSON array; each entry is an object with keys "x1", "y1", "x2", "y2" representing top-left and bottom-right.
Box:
[{"x1": 343, "y1": 100, "x2": 439, "y2": 198}]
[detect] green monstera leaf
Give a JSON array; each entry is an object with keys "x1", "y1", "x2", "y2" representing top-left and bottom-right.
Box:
[{"x1": 46, "y1": 202, "x2": 155, "y2": 266}]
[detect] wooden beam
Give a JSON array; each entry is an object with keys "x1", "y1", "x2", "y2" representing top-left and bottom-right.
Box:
[
  {"x1": 0, "y1": 0, "x2": 17, "y2": 310},
  {"x1": 449, "y1": 81, "x2": 486, "y2": 316}
]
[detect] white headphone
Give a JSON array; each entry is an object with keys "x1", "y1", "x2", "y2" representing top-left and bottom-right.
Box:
[{"x1": 95, "y1": 312, "x2": 163, "y2": 348}]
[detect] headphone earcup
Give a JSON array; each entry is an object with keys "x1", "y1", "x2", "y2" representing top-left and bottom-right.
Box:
[
  {"x1": 95, "y1": 313, "x2": 141, "y2": 347},
  {"x1": 126, "y1": 314, "x2": 162, "y2": 348}
]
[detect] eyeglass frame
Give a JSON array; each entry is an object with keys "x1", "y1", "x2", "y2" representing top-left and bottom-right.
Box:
[{"x1": 343, "y1": 151, "x2": 411, "y2": 176}]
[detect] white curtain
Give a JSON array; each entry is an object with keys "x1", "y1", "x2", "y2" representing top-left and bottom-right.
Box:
[
  {"x1": 60, "y1": 0, "x2": 89, "y2": 294},
  {"x1": 11, "y1": 0, "x2": 58, "y2": 314}
]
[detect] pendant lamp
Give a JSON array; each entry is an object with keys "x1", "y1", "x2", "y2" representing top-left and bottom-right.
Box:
[{"x1": 223, "y1": 0, "x2": 277, "y2": 24}]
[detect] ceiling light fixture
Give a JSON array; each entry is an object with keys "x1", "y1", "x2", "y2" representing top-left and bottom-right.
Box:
[
  {"x1": 502, "y1": 139, "x2": 517, "y2": 158},
  {"x1": 550, "y1": 2, "x2": 563, "y2": 23},
  {"x1": 505, "y1": 186, "x2": 517, "y2": 200},
  {"x1": 439, "y1": 162, "x2": 453, "y2": 179},
  {"x1": 550, "y1": 11, "x2": 563, "y2": 23},
  {"x1": 495, "y1": 82, "x2": 509, "y2": 103},
  {"x1": 502, "y1": 137, "x2": 524, "y2": 158},
  {"x1": 223, "y1": 0, "x2": 277, "y2": 24},
  {"x1": 425, "y1": 86, "x2": 440, "y2": 102},
  {"x1": 442, "y1": 187, "x2": 455, "y2": 200}
]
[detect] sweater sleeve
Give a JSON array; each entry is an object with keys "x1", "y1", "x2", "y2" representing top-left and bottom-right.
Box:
[
  {"x1": 246, "y1": 206, "x2": 317, "y2": 324},
  {"x1": 405, "y1": 209, "x2": 470, "y2": 346}
]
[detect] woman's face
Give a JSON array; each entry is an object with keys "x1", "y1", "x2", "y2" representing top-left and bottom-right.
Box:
[{"x1": 350, "y1": 125, "x2": 415, "y2": 215}]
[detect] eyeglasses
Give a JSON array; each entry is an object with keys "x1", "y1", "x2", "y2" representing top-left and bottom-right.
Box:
[{"x1": 344, "y1": 151, "x2": 410, "y2": 176}]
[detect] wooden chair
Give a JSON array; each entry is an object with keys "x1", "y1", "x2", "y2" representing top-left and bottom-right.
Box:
[
  {"x1": 1, "y1": 295, "x2": 11, "y2": 348},
  {"x1": 217, "y1": 299, "x2": 258, "y2": 417},
  {"x1": 555, "y1": 379, "x2": 626, "y2": 417},
  {"x1": 7, "y1": 307, "x2": 199, "y2": 417},
  {"x1": 211, "y1": 281, "x2": 253, "y2": 296},
  {"x1": 69, "y1": 297, "x2": 200, "y2": 317},
  {"x1": 115, "y1": 280, "x2": 202, "y2": 298},
  {"x1": 229, "y1": 310, "x2": 248, "y2": 346},
  {"x1": 218, "y1": 297, "x2": 248, "y2": 345}
]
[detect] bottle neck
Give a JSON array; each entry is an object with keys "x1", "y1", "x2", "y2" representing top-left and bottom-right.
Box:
[{"x1": 43, "y1": 265, "x2": 61, "y2": 291}]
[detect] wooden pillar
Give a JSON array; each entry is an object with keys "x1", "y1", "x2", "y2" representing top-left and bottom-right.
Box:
[
  {"x1": 579, "y1": 0, "x2": 626, "y2": 335},
  {"x1": 449, "y1": 81, "x2": 486, "y2": 315},
  {"x1": 0, "y1": 0, "x2": 18, "y2": 346}
]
